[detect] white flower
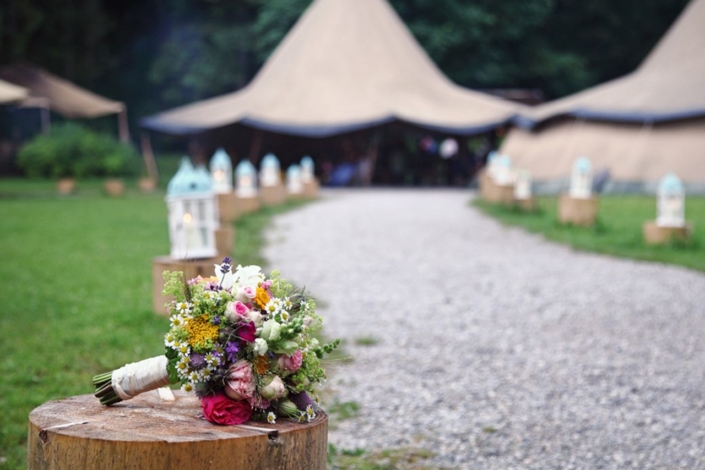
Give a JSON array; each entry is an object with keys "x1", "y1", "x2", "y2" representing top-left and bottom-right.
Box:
[
  {"x1": 254, "y1": 338, "x2": 268, "y2": 356},
  {"x1": 261, "y1": 320, "x2": 281, "y2": 341},
  {"x1": 215, "y1": 263, "x2": 234, "y2": 290},
  {"x1": 175, "y1": 301, "x2": 191, "y2": 314},
  {"x1": 279, "y1": 311, "x2": 290, "y2": 323},
  {"x1": 170, "y1": 314, "x2": 187, "y2": 328},
  {"x1": 306, "y1": 405, "x2": 316, "y2": 422},
  {"x1": 181, "y1": 382, "x2": 195, "y2": 393},
  {"x1": 267, "y1": 412, "x2": 277, "y2": 424},
  {"x1": 233, "y1": 265, "x2": 264, "y2": 289}
]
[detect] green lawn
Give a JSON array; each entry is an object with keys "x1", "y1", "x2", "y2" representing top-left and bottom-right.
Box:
[
  {"x1": 0, "y1": 180, "x2": 310, "y2": 469},
  {"x1": 473, "y1": 195, "x2": 705, "y2": 273}
]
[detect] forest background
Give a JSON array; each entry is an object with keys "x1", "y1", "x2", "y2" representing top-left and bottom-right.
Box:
[{"x1": 0, "y1": 0, "x2": 689, "y2": 134}]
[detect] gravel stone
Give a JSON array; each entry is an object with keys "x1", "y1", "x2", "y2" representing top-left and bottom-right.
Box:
[{"x1": 264, "y1": 189, "x2": 705, "y2": 469}]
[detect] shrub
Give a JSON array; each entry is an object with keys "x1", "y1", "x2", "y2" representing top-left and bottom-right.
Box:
[{"x1": 17, "y1": 123, "x2": 139, "y2": 179}]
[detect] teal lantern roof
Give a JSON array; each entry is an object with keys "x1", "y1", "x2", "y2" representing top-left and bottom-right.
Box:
[
  {"x1": 261, "y1": 153, "x2": 280, "y2": 170},
  {"x1": 487, "y1": 151, "x2": 498, "y2": 164},
  {"x1": 498, "y1": 154, "x2": 511, "y2": 167},
  {"x1": 235, "y1": 159, "x2": 257, "y2": 177},
  {"x1": 287, "y1": 164, "x2": 301, "y2": 179},
  {"x1": 658, "y1": 173, "x2": 684, "y2": 195},
  {"x1": 573, "y1": 156, "x2": 592, "y2": 173},
  {"x1": 210, "y1": 148, "x2": 231, "y2": 170},
  {"x1": 301, "y1": 156, "x2": 314, "y2": 171},
  {"x1": 167, "y1": 157, "x2": 213, "y2": 196}
]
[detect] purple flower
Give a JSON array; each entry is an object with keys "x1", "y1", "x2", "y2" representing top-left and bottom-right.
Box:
[
  {"x1": 206, "y1": 282, "x2": 222, "y2": 292},
  {"x1": 289, "y1": 391, "x2": 315, "y2": 411},
  {"x1": 225, "y1": 341, "x2": 240, "y2": 362},
  {"x1": 190, "y1": 353, "x2": 206, "y2": 370},
  {"x1": 220, "y1": 257, "x2": 232, "y2": 274},
  {"x1": 212, "y1": 315, "x2": 221, "y2": 325}
]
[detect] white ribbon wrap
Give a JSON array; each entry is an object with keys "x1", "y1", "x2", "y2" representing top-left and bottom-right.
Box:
[{"x1": 111, "y1": 355, "x2": 170, "y2": 401}]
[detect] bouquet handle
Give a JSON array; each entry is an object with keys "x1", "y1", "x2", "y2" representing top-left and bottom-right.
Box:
[{"x1": 94, "y1": 356, "x2": 170, "y2": 405}]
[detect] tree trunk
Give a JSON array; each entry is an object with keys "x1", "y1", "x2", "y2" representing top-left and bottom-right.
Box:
[{"x1": 28, "y1": 392, "x2": 328, "y2": 470}]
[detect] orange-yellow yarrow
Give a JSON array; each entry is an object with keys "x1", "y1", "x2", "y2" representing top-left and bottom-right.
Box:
[
  {"x1": 254, "y1": 287, "x2": 270, "y2": 309},
  {"x1": 184, "y1": 314, "x2": 219, "y2": 349}
]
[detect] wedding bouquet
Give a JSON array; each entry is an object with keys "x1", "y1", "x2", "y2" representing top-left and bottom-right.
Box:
[{"x1": 93, "y1": 258, "x2": 339, "y2": 425}]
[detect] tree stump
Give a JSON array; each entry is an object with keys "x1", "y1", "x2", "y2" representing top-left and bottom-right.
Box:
[
  {"x1": 28, "y1": 392, "x2": 328, "y2": 470},
  {"x1": 642, "y1": 221, "x2": 691, "y2": 245},
  {"x1": 216, "y1": 193, "x2": 237, "y2": 223},
  {"x1": 152, "y1": 256, "x2": 221, "y2": 315},
  {"x1": 302, "y1": 180, "x2": 319, "y2": 199},
  {"x1": 215, "y1": 226, "x2": 234, "y2": 259},
  {"x1": 233, "y1": 196, "x2": 261, "y2": 219},
  {"x1": 260, "y1": 185, "x2": 287, "y2": 207},
  {"x1": 104, "y1": 179, "x2": 125, "y2": 197},
  {"x1": 558, "y1": 193, "x2": 598, "y2": 226}
]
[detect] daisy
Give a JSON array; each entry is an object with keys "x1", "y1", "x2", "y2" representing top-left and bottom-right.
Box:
[{"x1": 267, "y1": 412, "x2": 277, "y2": 424}]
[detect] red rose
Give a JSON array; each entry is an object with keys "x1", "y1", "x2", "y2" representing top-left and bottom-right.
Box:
[{"x1": 201, "y1": 393, "x2": 253, "y2": 425}]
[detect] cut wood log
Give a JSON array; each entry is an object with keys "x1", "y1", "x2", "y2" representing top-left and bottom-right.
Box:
[{"x1": 28, "y1": 391, "x2": 328, "y2": 470}]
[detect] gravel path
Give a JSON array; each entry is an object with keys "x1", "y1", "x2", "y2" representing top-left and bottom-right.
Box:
[{"x1": 264, "y1": 189, "x2": 705, "y2": 469}]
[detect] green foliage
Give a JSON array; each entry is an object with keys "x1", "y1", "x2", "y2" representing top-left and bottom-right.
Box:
[
  {"x1": 328, "y1": 445, "x2": 437, "y2": 470},
  {"x1": 473, "y1": 195, "x2": 705, "y2": 273},
  {"x1": 16, "y1": 124, "x2": 140, "y2": 179}
]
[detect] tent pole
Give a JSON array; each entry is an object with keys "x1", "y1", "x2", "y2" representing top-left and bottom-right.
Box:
[
  {"x1": 364, "y1": 130, "x2": 381, "y2": 186},
  {"x1": 248, "y1": 129, "x2": 264, "y2": 162},
  {"x1": 41, "y1": 104, "x2": 51, "y2": 135},
  {"x1": 141, "y1": 132, "x2": 159, "y2": 180},
  {"x1": 118, "y1": 108, "x2": 130, "y2": 142}
]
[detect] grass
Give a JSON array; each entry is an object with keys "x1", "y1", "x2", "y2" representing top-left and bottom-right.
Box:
[
  {"x1": 328, "y1": 445, "x2": 438, "y2": 470},
  {"x1": 0, "y1": 179, "x2": 315, "y2": 469},
  {"x1": 473, "y1": 195, "x2": 705, "y2": 273}
]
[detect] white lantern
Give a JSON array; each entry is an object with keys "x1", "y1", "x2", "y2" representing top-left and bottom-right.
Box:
[
  {"x1": 300, "y1": 156, "x2": 315, "y2": 183},
  {"x1": 486, "y1": 151, "x2": 500, "y2": 180},
  {"x1": 569, "y1": 157, "x2": 593, "y2": 199},
  {"x1": 166, "y1": 157, "x2": 218, "y2": 260},
  {"x1": 439, "y1": 138, "x2": 458, "y2": 159},
  {"x1": 656, "y1": 173, "x2": 685, "y2": 227},
  {"x1": 514, "y1": 169, "x2": 532, "y2": 200},
  {"x1": 494, "y1": 155, "x2": 513, "y2": 186},
  {"x1": 286, "y1": 165, "x2": 304, "y2": 194},
  {"x1": 260, "y1": 153, "x2": 281, "y2": 187},
  {"x1": 209, "y1": 148, "x2": 232, "y2": 194},
  {"x1": 235, "y1": 160, "x2": 258, "y2": 198}
]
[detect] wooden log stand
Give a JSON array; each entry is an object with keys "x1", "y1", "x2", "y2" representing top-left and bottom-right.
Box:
[
  {"x1": 28, "y1": 392, "x2": 328, "y2": 470},
  {"x1": 260, "y1": 185, "x2": 287, "y2": 207},
  {"x1": 302, "y1": 180, "x2": 319, "y2": 199},
  {"x1": 234, "y1": 196, "x2": 261, "y2": 219},
  {"x1": 215, "y1": 226, "x2": 235, "y2": 259},
  {"x1": 558, "y1": 193, "x2": 598, "y2": 226},
  {"x1": 216, "y1": 193, "x2": 237, "y2": 224},
  {"x1": 104, "y1": 179, "x2": 125, "y2": 197},
  {"x1": 514, "y1": 197, "x2": 537, "y2": 212},
  {"x1": 56, "y1": 179, "x2": 76, "y2": 195},
  {"x1": 642, "y1": 221, "x2": 692, "y2": 245},
  {"x1": 152, "y1": 256, "x2": 220, "y2": 315}
]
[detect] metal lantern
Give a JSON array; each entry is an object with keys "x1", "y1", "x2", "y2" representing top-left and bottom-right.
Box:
[
  {"x1": 286, "y1": 165, "x2": 304, "y2": 194},
  {"x1": 300, "y1": 156, "x2": 315, "y2": 183},
  {"x1": 166, "y1": 158, "x2": 218, "y2": 260},
  {"x1": 209, "y1": 148, "x2": 233, "y2": 194},
  {"x1": 514, "y1": 169, "x2": 532, "y2": 200},
  {"x1": 494, "y1": 155, "x2": 513, "y2": 186},
  {"x1": 486, "y1": 151, "x2": 500, "y2": 180},
  {"x1": 569, "y1": 156, "x2": 593, "y2": 199},
  {"x1": 657, "y1": 173, "x2": 685, "y2": 227},
  {"x1": 260, "y1": 153, "x2": 281, "y2": 187},
  {"x1": 235, "y1": 160, "x2": 258, "y2": 197}
]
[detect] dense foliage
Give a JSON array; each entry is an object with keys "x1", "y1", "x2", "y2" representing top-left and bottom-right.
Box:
[
  {"x1": 0, "y1": 0, "x2": 688, "y2": 122},
  {"x1": 17, "y1": 123, "x2": 140, "y2": 178}
]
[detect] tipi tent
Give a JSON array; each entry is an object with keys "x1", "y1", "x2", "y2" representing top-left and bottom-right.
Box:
[
  {"x1": 0, "y1": 79, "x2": 28, "y2": 104},
  {"x1": 141, "y1": 0, "x2": 519, "y2": 138},
  {"x1": 0, "y1": 62, "x2": 129, "y2": 141},
  {"x1": 501, "y1": 0, "x2": 705, "y2": 190}
]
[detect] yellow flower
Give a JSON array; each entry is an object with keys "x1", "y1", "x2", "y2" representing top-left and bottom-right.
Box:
[
  {"x1": 254, "y1": 355, "x2": 270, "y2": 374},
  {"x1": 254, "y1": 287, "x2": 271, "y2": 309},
  {"x1": 184, "y1": 314, "x2": 219, "y2": 349}
]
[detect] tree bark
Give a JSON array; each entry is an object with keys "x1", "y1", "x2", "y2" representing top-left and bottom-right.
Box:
[{"x1": 28, "y1": 392, "x2": 328, "y2": 470}]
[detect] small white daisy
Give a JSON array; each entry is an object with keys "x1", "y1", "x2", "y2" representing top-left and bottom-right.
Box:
[
  {"x1": 181, "y1": 382, "x2": 195, "y2": 393},
  {"x1": 267, "y1": 412, "x2": 277, "y2": 424}
]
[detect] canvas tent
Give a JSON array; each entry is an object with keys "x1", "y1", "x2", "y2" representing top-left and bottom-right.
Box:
[
  {"x1": 0, "y1": 62, "x2": 129, "y2": 141},
  {"x1": 0, "y1": 79, "x2": 28, "y2": 104},
  {"x1": 141, "y1": 0, "x2": 519, "y2": 139},
  {"x1": 501, "y1": 0, "x2": 705, "y2": 189}
]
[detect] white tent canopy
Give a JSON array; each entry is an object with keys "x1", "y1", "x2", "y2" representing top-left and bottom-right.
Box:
[{"x1": 142, "y1": 0, "x2": 520, "y2": 138}]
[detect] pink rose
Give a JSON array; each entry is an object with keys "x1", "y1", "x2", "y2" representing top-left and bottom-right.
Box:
[
  {"x1": 225, "y1": 301, "x2": 252, "y2": 322},
  {"x1": 237, "y1": 322, "x2": 257, "y2": 343},
  {"x1": 201, "y1": 393, "x2": 252, "y2": 425},
  {"x1": 277, "y1": 350, "x2": 303, "y2": 373},
  {"x1": 224, "y1": 360, "x2": 255, "y2": 401},
  {"x1": 236, "y1": 286, "x2": 256, "y2": 303},
  {"x1": 259, "y1": 375, "x2": 287, "y2": 400},
  {"x1": 247, "y1": 393, "x2": 270, "y2": 410}
]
